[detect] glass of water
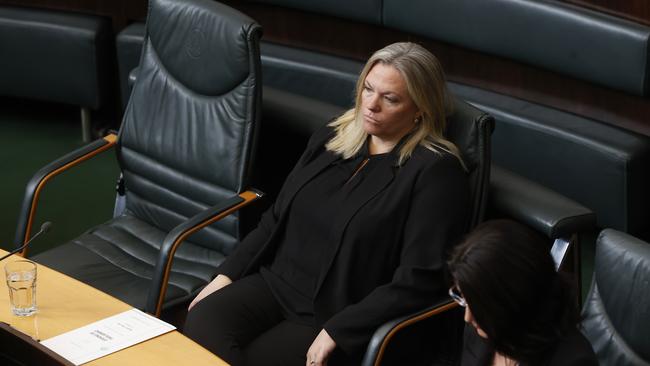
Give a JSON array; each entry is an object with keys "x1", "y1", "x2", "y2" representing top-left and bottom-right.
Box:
[{"x1": 5, "y1": 260, "x2": 37, "y2": 316}]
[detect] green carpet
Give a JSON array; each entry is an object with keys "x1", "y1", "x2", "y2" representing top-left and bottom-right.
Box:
[{"x1": 0, "y1": 99, "x2": 119, "y2": 255}]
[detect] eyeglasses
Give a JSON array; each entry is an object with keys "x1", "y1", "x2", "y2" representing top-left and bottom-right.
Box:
[{"x1": 448, "y1": 286, "x2": 467, "y2": 307}]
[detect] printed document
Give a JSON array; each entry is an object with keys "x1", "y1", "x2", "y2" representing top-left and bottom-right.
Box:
[{"x1": 41, "y1": 308, "x2": 176, "y2": 365}]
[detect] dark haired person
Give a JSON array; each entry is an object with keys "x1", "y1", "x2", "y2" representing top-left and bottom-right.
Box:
[
  {"x1": 182, "y1": 42, "x2": 470, "y2": 366},
  {"x1": 448, "y1": 220, "x2": 597, "y2": 366}
]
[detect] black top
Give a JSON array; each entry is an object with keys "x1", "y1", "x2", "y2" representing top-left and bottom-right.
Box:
[
  {"x1": 261, "y1": 141, "x2": 389, "y2": 324},
  {"x1": 218, "y1": 125, "x2": 469, "y2": 353},
  {"x1": 460, "y1": 324, "x2": 598, "y2": 366}
]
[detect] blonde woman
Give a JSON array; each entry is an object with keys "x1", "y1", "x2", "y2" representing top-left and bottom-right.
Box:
[{"x1": 184, "y1": 42, "x2": 469, "y2": 366}]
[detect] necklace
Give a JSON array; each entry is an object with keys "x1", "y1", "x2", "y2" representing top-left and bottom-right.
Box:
[{"x1": 345, "y1": 158, "x2": 369, "y2": 185}]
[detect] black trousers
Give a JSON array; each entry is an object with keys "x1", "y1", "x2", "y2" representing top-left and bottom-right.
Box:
[{"x1": 183, "y1": 274, "x2": 321, "y2": 366}]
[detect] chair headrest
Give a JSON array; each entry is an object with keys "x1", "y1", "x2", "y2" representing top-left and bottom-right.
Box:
[
  {"x1": 445, "y1": 98, "x2": 494, "y2": 173},
  {"x1": 147, "y1": 0, "x2": 259, "y2": 95}
]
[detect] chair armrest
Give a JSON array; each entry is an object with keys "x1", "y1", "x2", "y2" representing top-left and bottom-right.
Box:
[
  {"x1": 14, "y1": 134, "x2": 118, "y2": 254},
  {"x1": 361, "y1": 299, "x2": 458, "y2": 366},
  {"x1": 490, "y1": 166, "x2": 596, "y2": 239},
  {"x1": 146, "y1": 189, "x2": 264, "y2": 317}
]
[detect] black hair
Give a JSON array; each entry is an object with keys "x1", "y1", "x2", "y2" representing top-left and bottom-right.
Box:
[{"x1": 447, "y1": 219, "x2": 578, "y2": 364}]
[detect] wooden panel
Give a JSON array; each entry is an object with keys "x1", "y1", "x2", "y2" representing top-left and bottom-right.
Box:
[
  {"x1": 0, "y1": 0, "x2": 146, "y2": 30},
  {"x1": 223, "y1": 1, "x2": 650, "y2": 136},
  {"x1": 563, "y1": 0, "x2": 650, "y2": 26}
]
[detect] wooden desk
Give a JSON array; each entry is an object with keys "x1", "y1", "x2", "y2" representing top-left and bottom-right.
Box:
[{"x1": 0, "y1": 250, "x2": 227, "y2": 365}]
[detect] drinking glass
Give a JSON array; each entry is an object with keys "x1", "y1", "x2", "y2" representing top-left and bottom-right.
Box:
[{"x1": 5, "y1": 260, "x2": 37, "y2": 316}]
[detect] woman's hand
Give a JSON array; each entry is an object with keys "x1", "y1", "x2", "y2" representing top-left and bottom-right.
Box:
[
  {"x1": 306, "y1": 329, "x2": 336, "y2": 366},
  {"x1": 188, "y1": 274, "x2": 232, "y2": 311}
]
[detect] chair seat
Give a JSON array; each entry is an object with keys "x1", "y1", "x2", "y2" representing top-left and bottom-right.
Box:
[{"x1": 33, "y1": 214, "x2": 226, "y2": 310}]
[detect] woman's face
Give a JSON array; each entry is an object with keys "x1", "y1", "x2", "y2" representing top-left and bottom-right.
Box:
[
  {"x1": 464, "y1": 305, "x2": 489, "y2": 339},
  {"x1": 361, "y1": 63, "x2": 420, "y2": 145}
]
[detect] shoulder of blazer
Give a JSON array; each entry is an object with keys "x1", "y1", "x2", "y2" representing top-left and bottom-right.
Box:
[
  {"x1": 309, "y1": 123, "x2": 336, "y2": 148},
  {"x1": 301, "y1": 124, "x2": 337, "y2": 161},
  {"x1": 406, "y1": 144, "x2": 466, "y2": 174}
]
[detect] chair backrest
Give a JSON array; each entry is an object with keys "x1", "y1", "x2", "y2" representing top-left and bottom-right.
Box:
[
  {"x1": 581, "y1": 229, "x2": 650, "y2": 366},
  {"x1": 117, "y1": 0, "x2": 261, "y2": 254},
  {"x1": 445, "y1": 98, "x2": 495, "y2": 230}
]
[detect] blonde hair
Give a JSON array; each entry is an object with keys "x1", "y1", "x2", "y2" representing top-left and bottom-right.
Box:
[{"x1": 325, "y1": 42, "x2": 464, "y2": 167}]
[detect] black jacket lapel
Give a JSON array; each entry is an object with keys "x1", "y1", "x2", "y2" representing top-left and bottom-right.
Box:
[{"x1": 280, "y1": 149, "x2": 339, "y2": 212}]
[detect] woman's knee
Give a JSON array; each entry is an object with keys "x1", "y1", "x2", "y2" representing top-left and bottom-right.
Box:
[
  {"x1": 183, "y1": 275, "x2": 285, "y2": 364},
  {"x1": 184, "y1": 294, "x2": 245, "y2": 362}
]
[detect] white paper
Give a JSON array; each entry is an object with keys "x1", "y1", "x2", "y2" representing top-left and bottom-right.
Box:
[{"x1": 41, "y1": 309, "x2": 176, "y2": 365}]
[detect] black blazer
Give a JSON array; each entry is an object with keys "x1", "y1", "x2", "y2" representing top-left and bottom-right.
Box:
[
  {"x1": 460, "y1": 324, "x2": 598, "y2": 366},
  {"x1": 218, "y1": 126, "x2": 470, "y2": 354}
]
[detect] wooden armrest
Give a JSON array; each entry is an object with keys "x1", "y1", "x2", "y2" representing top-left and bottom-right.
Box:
[
  {"x1": 362, "y1": 300, "x2": 458, "y2": 366},
  {"x1": 14, "y1": 134, "x2": 117, "y2": 256},
  {"x1": 146, "y1": 189, "x2": 264, "y2": 317}
]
